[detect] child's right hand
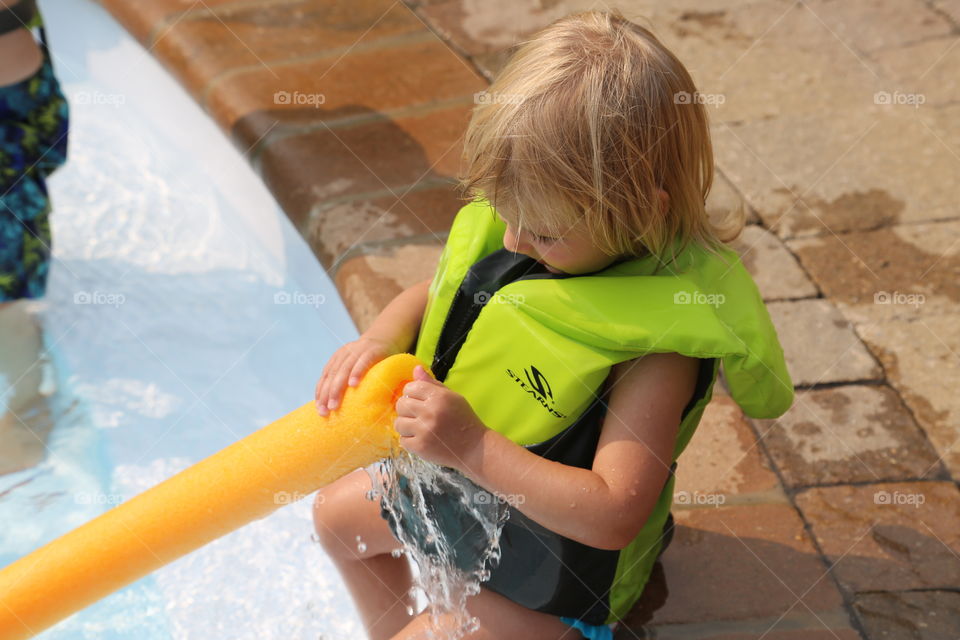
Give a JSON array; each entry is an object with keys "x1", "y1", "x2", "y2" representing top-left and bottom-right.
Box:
[{"x1": 315, "y1": 336, "x2": 399, "y2": 416}]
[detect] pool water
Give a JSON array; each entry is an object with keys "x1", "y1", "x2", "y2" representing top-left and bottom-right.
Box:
[{"x1": 0, "y1": 1, "x2": 370, "y2": 637}]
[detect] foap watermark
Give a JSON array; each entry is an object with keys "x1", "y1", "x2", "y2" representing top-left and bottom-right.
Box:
[
  {"x1": 674, "y1": 490, "x2": 726, "y2": 507},
  {"x1": 75, "y1": 491, "x2": 124, "y2": 506},
  {"x1": 274, "y1": 490, "x2": 313, "y2": 505},
  {"x1": 874, "y1": 90, "x2": 925, "y2": 108},
  {"x1": 874, "y1": 290, "x2": 925, "y2": 309},
  {"x1": 674, "y1": 91, "x2": 725, "y2": 107},
  {"x1": 274, "y1": 90, "x2": 326, "y2": 108},
  {"x1": 673, "y1": 290, "x2": 725, "y2": 308},
  {"x1": 274, "y1": 290, "x2": 326, "y2": 308},
  {"x1": 74, "y1": 290, "x2": 125, "y2": 308},
  {"x1": 874, "y1": 489, "x2": 925, "y2": 508},
  {"x1": 473, "y1": 90, "x2": 525, "y2": 105},
  {"x1": 473, "y1": 290, "x2": 525, "y2": 306},
  {"x1": 74, "y1": 90, "x2": 126, "y2": 108},
  {"x1": 474, "y1": 490, "x2": 526, "y2": 508}
]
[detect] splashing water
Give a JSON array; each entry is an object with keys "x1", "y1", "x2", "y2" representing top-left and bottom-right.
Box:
[{"x1": 365, "y1": 449, "x2": 511, "y2": 640}]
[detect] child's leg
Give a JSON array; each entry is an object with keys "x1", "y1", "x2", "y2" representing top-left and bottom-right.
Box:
[
  {"x1": 313, "y1": 468, "x2": 414, "y2": 640},
  {"x1": 390, "y1": 585, "x2": 578, "y2": 640}
]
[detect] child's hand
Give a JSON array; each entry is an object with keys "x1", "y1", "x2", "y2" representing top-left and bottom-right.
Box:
[
  {"x1": 315, "y1": 336, "x2": 398, "y2": 416},
  {"x1": 394, "y1": 365, "x2": 488, "y2": 470}
]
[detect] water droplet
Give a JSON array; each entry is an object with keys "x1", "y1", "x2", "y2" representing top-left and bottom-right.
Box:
[
  {"x1": 310, "y1": 533, "x2": 321, "y2": 544},
  {"x1": 355, "y1": 535, "x2": 367, "y2": 554},
  {"x1": 629, "y1": 488, "x2": 637, "y2": 496},
  {"x1": 406, "y1": 605, "x2": 414, "y2": 616},
  {"x1": 391, "y1": 548, "x2": 404, "y2": 558},
  {"x1": 569, "y1": 502, "x2": 577, "y2": 508}
]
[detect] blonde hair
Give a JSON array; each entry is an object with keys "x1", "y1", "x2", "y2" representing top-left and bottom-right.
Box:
[{"x1": 457, "y1": 9, "x2": 744, "y2": 267}]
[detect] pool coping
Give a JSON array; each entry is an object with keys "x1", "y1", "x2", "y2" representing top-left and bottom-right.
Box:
[{"x1": 98, "y1": 0, "x2": 490, "y2": 333}]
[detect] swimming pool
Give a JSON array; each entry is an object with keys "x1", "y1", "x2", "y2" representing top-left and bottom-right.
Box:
[{"x1": 0, "y1": 1, "x2": 368, "y2": 637}]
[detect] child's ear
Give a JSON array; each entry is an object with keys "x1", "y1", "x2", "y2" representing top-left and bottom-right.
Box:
[{"x1": 658, "y1": 189, "x2": 670, "y2": 214}]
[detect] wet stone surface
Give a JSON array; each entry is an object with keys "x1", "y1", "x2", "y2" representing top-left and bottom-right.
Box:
[
  {"x1": 795, "y1": 482, "x2": 960, "y2": 593},
  {"x1": 858, "y1": 315, "x2": 960, "y2": 480},
  {"x1": 854, "y1": 590, "x2": 960, "y2": 640},
  {"x1": 712, "y1": 106, "x2": 960, "y2": 239},
  {"x1": 333, "y1": 243, "x2": 444, "y2": 332},
  {"x1": 753, "y1": 385, "x2": 945, "y2": 487},
  {"x1": 623, "y1": 503, "x2": 845, "y2": 627},
  {"x1": 674, "y1": 394, "x2": 786, "y2": 505},
  {"x1": 787, "y1": 220, "x2": 960, "y2": 326}
]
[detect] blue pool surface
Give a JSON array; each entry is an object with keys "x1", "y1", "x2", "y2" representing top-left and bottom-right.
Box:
[{"x1": 0, "y1": 1, "x2": 369, "y2": 637}]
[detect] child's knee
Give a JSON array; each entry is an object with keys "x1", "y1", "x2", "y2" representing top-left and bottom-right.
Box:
[{"x1": 312, "y1": 471, "x2": 372, "y2": 558}]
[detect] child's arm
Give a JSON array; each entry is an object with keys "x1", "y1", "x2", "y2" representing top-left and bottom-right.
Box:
[{"x1": 396, "y1": 352, "x2": 700, "y2": 550}]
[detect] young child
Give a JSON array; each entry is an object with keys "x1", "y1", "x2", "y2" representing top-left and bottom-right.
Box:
[{"x1": 312, "y1": 9, "x2": 792, "y2": 640}]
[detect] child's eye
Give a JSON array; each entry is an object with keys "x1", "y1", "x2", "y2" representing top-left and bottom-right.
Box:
[{"x1": 533, "y1": 233, "x2": 556, "y2": 243}]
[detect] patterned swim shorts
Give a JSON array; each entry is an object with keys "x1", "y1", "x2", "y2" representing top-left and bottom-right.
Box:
[{"x1": 0, "y1": 28, "x2": 69, "y2": 301}]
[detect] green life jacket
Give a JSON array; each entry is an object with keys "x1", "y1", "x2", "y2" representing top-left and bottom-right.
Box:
[{"x1": 409, "y1": 197, "x2": 793, "y2": 624}]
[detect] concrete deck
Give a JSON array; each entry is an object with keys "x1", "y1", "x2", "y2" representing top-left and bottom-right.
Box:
[{"x1": 93, "y1": 1, "x2": 960, "y2": 637}]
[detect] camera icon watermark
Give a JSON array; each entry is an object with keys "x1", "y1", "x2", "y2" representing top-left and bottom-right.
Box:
[
  {"x1": 473, "y1": 290, "x2": 525, "y2": 306},
  {"x1": 473, "y1": 90, "x2": 525, "y2": 105},
  {"x1": 73, "y1": 290, "x2": 126, "y2": 308},
  {"x1": 474, "y1": 491, "x2": 525, "y2": 508},
  {"x1": 674, "y1": 91, "x2": 725, "y2": 107},
  {"x1": 273, "y1": 490, "x2": 312, "y2": 505},
  {"x1": 873, "y1": 290, "x2": 925, "y2": 309},
  {"x1": 75, "y1": 491, "x2": 124, "y2": 506},
  {"x1": 673, "y1": 290, "x2": 725, "y2": 308},
  {"x1": 75, "y1": 90, "x2": 126, "y2": 108},
  {"x1": 274, "y1": 290, "x2": 326, "y2": 308},
  {"x1": 273, "y1": 90, "x2": 326, "y2": 108},
  {"x1": 674, "y1": 490, "x2": 726, "y2": 507},
  {"x1": 874, "y1": 489, "x2": 925, "y2": 508},
  {"x1": 874, "y1": 90, "x2": 925, "y2": 108}
]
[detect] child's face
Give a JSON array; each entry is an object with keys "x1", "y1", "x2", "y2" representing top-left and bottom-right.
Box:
[{"x1": 496, "y1": 211, "x2": 622, "y2": 275}]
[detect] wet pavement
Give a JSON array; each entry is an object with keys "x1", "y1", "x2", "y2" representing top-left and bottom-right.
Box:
[{"x1": 82, "y1": 0, "x2": 960, "y2": 637}]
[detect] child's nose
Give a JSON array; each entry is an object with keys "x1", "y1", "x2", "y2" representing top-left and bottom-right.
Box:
[{"x1": 502, "y1": 227, "x2": 532, "y2": 253}]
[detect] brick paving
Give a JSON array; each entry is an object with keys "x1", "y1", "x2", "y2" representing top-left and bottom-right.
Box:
[{"x1": 97, "y1": 0, "x2": 960, "y2": 637}]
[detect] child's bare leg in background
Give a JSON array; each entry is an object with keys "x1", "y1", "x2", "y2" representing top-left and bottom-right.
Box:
[
  {"x1": 0, "y1": 300, "x2": 55, "y2": 476},
  {"x1": 313, "y1": 468, "x2": 415, "y2": 640}
]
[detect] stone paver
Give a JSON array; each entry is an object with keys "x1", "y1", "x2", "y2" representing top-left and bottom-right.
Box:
[
  {"x1": 207, "y1": 37, "x2": 484, "y2": 148},
  {"x1": 333, "y1": 243, "x2": 444, "y2": 332},
  {"x1": 870, "y1": 36, "x2": 960, "y2": 108},
  {"x1": 631, "y1": 621, "x2": 863, "y2": 640},
  {"x1": 712, "y1": 105, "x2": 960, "y2": 239},
  {"x1": 709, "y1": 170, "x2": 759, "y2": 226},
  {"x1": 854, "y1": 591, "x2": 960, "y2": 640},
  {"x1": 858, "y1": 315, "x2": 960, "y2": 480},
  {"x1": 99, "y1": 0, "x2": 243, "y2": 44},
  {"x1": 787, "y1": 220, "x2": 960, "y2": 326},
  {"x1": 730, "y1": 225, "x2": 817, "y2": 301},
  {"x1": 621, "y1": 503, "x2": 846, "y2": 627},
  {"x1": 258, "y1": 104, "x2": 472, "y2": 233},
  {"x1": 766, "y1": 299, "x2": 882, "y2": 386},
  {"x1": 674, "y1": 393, "x2": 787, "y2": 507},
  {"x1": 795, "y1": 482, "x2": 960, "y2": 593},
  {"x1": 752, "y1": 385, "x2": 944, "y2": 487},
  {"x1": 153, "y1": 1, "x2": 427, "y2": 101},
  {"x1": 306, "y1": 187, "x2": 461, "y2": 269}
]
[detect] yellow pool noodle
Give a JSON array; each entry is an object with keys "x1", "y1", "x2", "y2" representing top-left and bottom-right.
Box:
[{"x1": 0, "y1": 353, "x2": 425, "y2": 640}]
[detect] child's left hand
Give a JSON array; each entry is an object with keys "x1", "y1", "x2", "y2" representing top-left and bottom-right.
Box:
[{"x1": 394, "y1": 365, "x2": 488, "y2": 470}]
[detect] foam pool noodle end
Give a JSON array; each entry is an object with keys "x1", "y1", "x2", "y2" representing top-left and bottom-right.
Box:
[{"x1": 0, "y1": 353, "x2": 428, "y2": 640}]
